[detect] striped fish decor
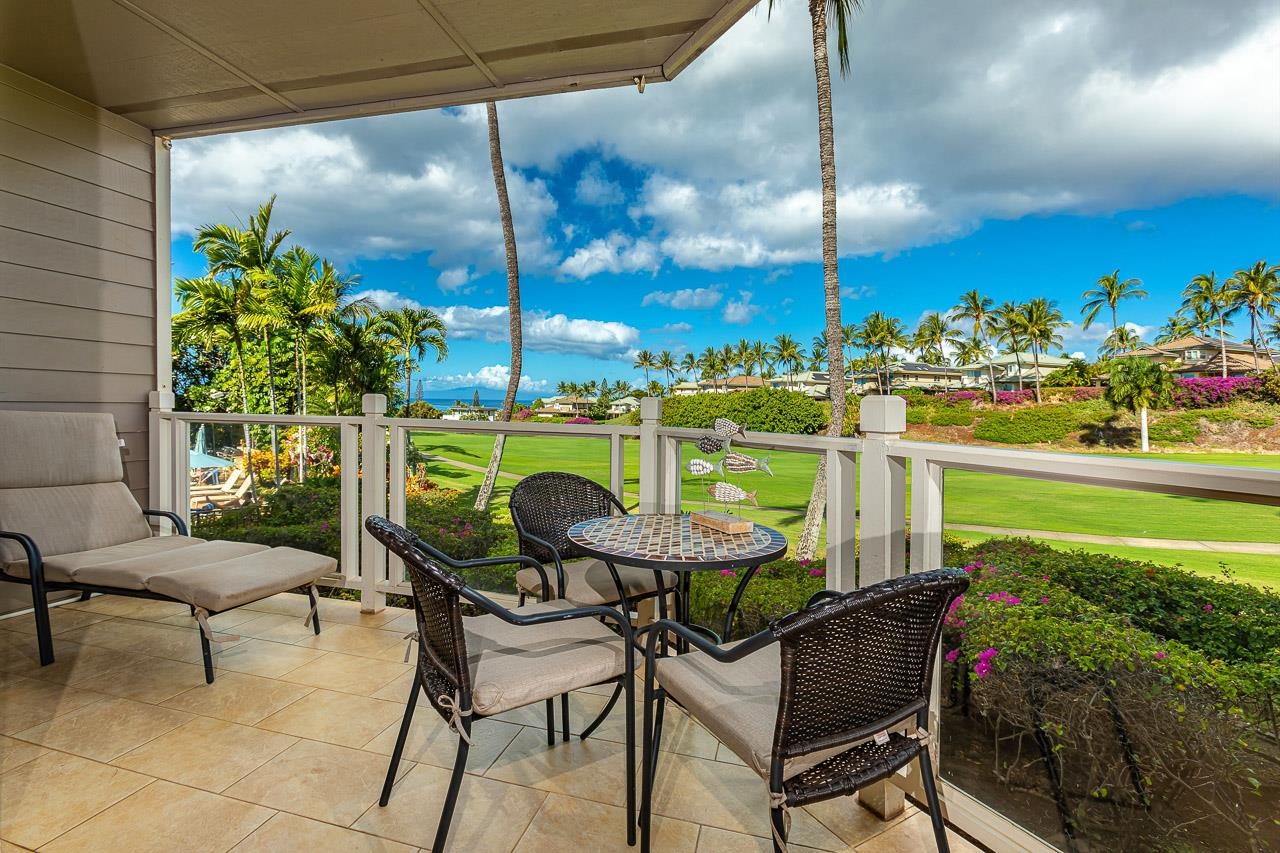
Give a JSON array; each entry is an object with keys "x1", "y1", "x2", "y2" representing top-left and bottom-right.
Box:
[
  {"x1": 686, "y1": 458, "x2": 715, "y2": 476},
  {"x1": 715, "y1": 452, "x2": 772, "y2": 477},
  {"x1": 713, "y1": 417, "x2": 747, "y2": 440},
  {"x1": 707, "y1": 481, "x2": 758, "y2": 507},
  {"x1": 695, "y1": 435, "x2": 725, "y2": 455}
]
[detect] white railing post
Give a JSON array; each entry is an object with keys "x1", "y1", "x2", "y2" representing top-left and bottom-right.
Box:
[
  {"x1": 858, "y1": 396, "x2": 908, "y2": 586},
  {"x1": 825, "y1": 448, "x2": 857, "y2": 592},
  {"x1": 359, "y1": 394, "x2": 387, "y2": 612},
  {"x1": 609, "y1": 432, "x2": 626, "y2": 503},
  {"x1": 909, "y1": 454, "x2": 945, "y2": 572},
  {"x1": 148, "y1": 390, "x2": 175, "y2": 514},
  {"x1": 660, "y1": 435, "x2": 681, "y2": 513},
  {"x1": 638, "y1": 398, "x2": 662, "y2": 514},
  {"x1": 387, "y1": 423, "x2": 407, "y2": 586},
  {"x1": 339, "y1": 420, "x2": 360, "y2": 583}
]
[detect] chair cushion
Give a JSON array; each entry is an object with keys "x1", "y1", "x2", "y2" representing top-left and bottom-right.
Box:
[
  {"x1": 0, "y1": 411, "x2": 123, "y2": 488},
  {"x1": 73, "y1": 540, "x2": 269, "y2": 590},
  {"x1": 2, "y1": 528, "x2": 199, "y2": 582},
  {"x1": 146, "y1": 546, "x2": 336, "y2": 612},
  {"x1": 656, "y1": 643, "x2": 847, "y2": 781},
  {"x1": 516, "y1": 559, "x2": 676, "y2": 606},
  {"x1": 0, "y1": 483, "x2": 154, "y2": 568},
  {"x1": 464, "y1": 599, "x2": 630, "y2": 716}
]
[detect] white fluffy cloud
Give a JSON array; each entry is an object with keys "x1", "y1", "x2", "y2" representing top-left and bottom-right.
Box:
[
  {"x1": 641, "y1": 286, "x2": 723, "y2": 310},
  {"x1": 557, "y1": 233, "x2": 661, "y2": 279},
  {"x1": 429, "y1": 365, "x2": 547, "y2": 392},
  {"x1": 722, "y1": 291, "x2": 762, "y2": 325},
  {"x1": 354, "y1": 289, "x2": 422, "y2": 311},
  {"x1": 433, "y1": 304, "x2": 639, "y2": 359}
]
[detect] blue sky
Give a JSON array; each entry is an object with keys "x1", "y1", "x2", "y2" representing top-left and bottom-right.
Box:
[{"x1": 170, "y1": 0, "x2": 1280, "y2": 394}]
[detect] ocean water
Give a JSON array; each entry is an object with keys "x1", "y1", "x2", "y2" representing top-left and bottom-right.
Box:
[{"x1": 421, "y1": 398, "x2": 536, "y2": 410}]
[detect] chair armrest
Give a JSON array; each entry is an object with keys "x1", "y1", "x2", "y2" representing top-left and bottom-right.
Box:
[
  {"x1": 457, "y1": 585, "x2": 634, "y2": 646},
  {"x1": 806, "y1": 589, "x2": 843, "y2": 608},
  {"x1": 512, "y1": 529, "x2": 567, "y2": 598},
  {"x1": 0, "y1": 530, "x2": 45, "y2": 584},
  {"x1": 409, "y1": 534, "x2": 550, "y2": 600},
  {"x1": 637, "y1": 619, "x2": 776, "y2": 662},
  {"x1": 142, "y1": 509, "x2": 189, "y2": 537}
]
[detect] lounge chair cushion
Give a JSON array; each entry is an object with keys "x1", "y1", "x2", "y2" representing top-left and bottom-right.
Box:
[
  {"x1": 656, "y1": 643, "x2": 847, "y2": 781},
  {"x1": 73, "y1": 540, "x2": 270, "y2": 590},
  {"x1": 147, "y1": 547, "x2": 336, "y2": 612},
  {"x1": 0, "y1": 483, "x2": 154, "y2": 568},
  {"x1": 516, "y1": 559, "x2": 676, "y2": 606},
  {"x1": 463, "y1": 599, "x2": 629, "y2": 716},
  {"x1": 0, "y1": 411, "x2": 125, "y2": 489},
  {"x1": 4, "y1": 535, "x2": 207, "y2": 582}
]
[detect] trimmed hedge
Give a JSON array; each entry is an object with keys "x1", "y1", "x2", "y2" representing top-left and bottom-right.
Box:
[
  {"x1": 973, "y1": 405, "x2": 1078, "y2": 443},
  {"x1": 660, "y1": 388, "x2": 824, "y2": 435}
]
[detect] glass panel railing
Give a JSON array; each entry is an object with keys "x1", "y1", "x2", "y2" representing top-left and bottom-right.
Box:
[{"x1": 937, "y1": 471, "x2": 1280, "y2": 852}]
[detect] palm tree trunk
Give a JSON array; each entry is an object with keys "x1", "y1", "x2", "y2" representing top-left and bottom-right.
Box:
[
  {"x1": 477, "y1": 100, "x2": 522, "y2": 511},
  {"x1": 1249, "y1": 309, "x2": 1261, "y2": 373},
  {"x1": 294, "y1": 333, "x2": 307, "y2": 483},
  {"x1": 265, "y1": 334, "x2": 281, "y2": 485},
  {"x1": 1032, "y1": 347, "x2": 1042, "y2": 404},
  {"x1": 1218, "y1": 318, "x2": 1227, "y2": 379},
  {"x1": 1140, "y1": 405, "x2": 1149, "y2": 453},
  {"x1": 231, "y1": 328, "x2": 257, "y2": 502},
  {"x1": 983, "y1": 333, "x2": 997, "y2": 401},
  {"x1": 798, "y1": 0, "x2": 844, "y2": 561}
]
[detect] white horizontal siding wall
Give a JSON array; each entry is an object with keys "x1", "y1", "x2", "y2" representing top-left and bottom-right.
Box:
[{"x1": 0, "y1": 65, "x2": 159, "y2": 613}]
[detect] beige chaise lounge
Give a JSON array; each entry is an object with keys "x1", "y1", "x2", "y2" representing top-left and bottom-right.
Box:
[{"x1": 0, "y1": 411, "x2": 337, "y2": 682}]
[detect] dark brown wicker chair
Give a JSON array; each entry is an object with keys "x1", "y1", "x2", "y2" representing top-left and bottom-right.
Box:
[
  {"x1": 365, "y1": 516, "x2": 637, "y2": 852},
  {"x1": 638, "y1": 569, "x2": 969, "y2": 853},
  {"x1": 508, "y1": 471, "x2": 678, "y2": 612}
]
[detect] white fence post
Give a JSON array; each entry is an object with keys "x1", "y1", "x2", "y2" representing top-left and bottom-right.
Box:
[
  {"x1": 387, "y1": 422, "x2": 407, "y2": 587},
  {"x1": 909, "y1": 454, "x2": 945, "y2": 572},
  {"x1": 339, "y1": 420, "x2": 360, "y2": 584},
  {"x1": 609, "y1": 432, "x2": 626, "y2": 504},
  {"x1": 825, "y1": 448, "x2": 858, "y2": 592},
  {"x1": 359, "y1": 394, "x2": 387, "y2": 612},
  {"x1": 858, "y1": 396, "x2": 908, "y2": 586},
  {"x1": 148, "y1": 390, "x2": 175, "y2": 515},
  {"x1": 638, "y1": 398, "x2": 662, "y2": 514}
]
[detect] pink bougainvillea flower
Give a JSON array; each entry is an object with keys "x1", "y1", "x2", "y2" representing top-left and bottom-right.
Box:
[
  {"x1": 945, "y1": 648, "x2": 960, "y2": 663},
  {"x1": 1038, "y1": 596, "x2": 1050, "y2": 604},
  {"x1": 720, "y1": 569, "x2": 737, "y2": 578},
  {"x1": 809, "y1": 568, "x2": 825, "y2": 578},
  {"x1": 1154, "y1": 651, "x2": 1168, "y2": 660},
  {"x1": 798, "y1": 558, "x2": 811, "y2": 567},
  {"x1": 1203, "y1": 604, "x2": 1214, "y2": 613}
]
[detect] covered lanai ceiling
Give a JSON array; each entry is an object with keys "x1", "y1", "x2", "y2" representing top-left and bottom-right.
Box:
[{"x1": 0, "y1": 0, "x2": 758, "y2": 137}]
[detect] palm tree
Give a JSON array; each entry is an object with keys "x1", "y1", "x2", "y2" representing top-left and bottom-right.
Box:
[
  {"x1": 1154, "y1": 314, "x2": 1194, "y2": 345},
  {"x1": 699, "y1": 346, "x2": 720, "y2": 391},
  {"x1": 314, "y1": 318, "x2": 397, "y2": 414},
  {"x1": 633, "y1": 350, "x2": 656, "y2": 388},
  {"x1": 912, "y1": 312, "x2": 961, "y2": 365},
  {"x1": 1227, "y1": 260, "x2": 1279, "y2": 372},
  {"x1": 808, "y1": 336, "x2": 828, "y2": 372},
  {"x1": 953, "y1": 335, "x2": 988, "y2": 368},
  {"x1": 751, "y1": 339, "x2": 773, "y2": 380},
  {"x1": 378, "y1": 307, "x2": 448, "y2": 416},
  {"x1": 1082, "y1": 269, "x2": 1148, "y2": 344},
  {"x1": 1100, "y1": 325, "x2": 1146, "y2": 358},
  {"x1": 951, "y1": 290, "x2": 997, "y2": 394},
  {"x1": 679, "y1": 352, "x2": 698, "y2": 384},
  {"x1": 656, "y1": 350, "x2": 677, "y2": 392},
  {"x1": 861, "y1": 312, "x2": 907, "y2": 393},
  {"x1": 1105, "y1": 357, "x2": 1174, "y2": 452},
  {"x1": 768, "y1": 334, "x2": 801, "y2": 388},
  {"x1": 1017, "y1": 298, "x2": 1066, "y2": 403},
  {"x1": 840, "y1": 322, "x2": 858, "y2": 365},
  {"x1": 992, "y1": 301, "x2": 1027, "y2": 392},
  {"x1": 1181, "y1": 272, "x2": 1236, "y2": 378}
]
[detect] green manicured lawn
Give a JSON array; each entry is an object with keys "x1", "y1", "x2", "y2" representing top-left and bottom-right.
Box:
[{"x1": 951, "y1": 530, "x2": 1279, "y2": 590}]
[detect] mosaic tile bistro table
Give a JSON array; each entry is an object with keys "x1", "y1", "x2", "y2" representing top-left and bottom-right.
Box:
[{"x1": 566, "y1": 513, "x2": 788, "y2": 643}]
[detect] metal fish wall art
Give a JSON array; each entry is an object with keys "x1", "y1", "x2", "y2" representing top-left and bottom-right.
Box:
[
  {"x1": 715, "y1": 452, "x2": 773, "y2": 477},
  {"x1": 695, "y1": 435, "x2": 725, "y2": 455},
  {"x1": 707, "y1": 481, "x2": 758, "y2": 507},
  {"x1": 686, "y1": 458, "x2": 715, "y2": 476},
  {"x1": 712, "y1": 417, "x2": 747, "y2": 440}
]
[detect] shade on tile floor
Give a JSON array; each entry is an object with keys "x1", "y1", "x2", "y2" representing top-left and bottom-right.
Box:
[{"x1": 0, "y1": 593, "x2": 983, "y2": 852}]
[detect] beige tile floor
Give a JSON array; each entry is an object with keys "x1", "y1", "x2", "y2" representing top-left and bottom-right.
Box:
[{"x1": 0, "y1": 594, "x2": 985, "y2": 853}]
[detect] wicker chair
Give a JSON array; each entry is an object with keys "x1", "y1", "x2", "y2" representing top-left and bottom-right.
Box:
[
  {"x1": 638, "y1": 569, "x2": 969, "y2": 853},
  {"x1": 508, "y1": 471, "x2": 678, "y2": 611},
  {"x1": 365, "y1": 516, "x2": 637, "y2": 853}
]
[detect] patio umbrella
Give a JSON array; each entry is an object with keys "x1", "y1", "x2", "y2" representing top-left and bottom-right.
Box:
[{"x1": 190, "y1": 426, "x2": 231, "y2": 469}]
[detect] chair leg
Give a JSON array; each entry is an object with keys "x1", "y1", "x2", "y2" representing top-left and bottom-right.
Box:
[
  {"x1": 561, "y1": 692, "x2": 570, "y2": 742},
  {"x1": 432, "y1": 718, "x2": 471, "y2": 853},
  {"x1": 769, "y1": 805, "x2": 789, "y2": 853},
  {"x1": 544, "y1": 698, "x2": 555, "y2": 747},
  {"x1": 917, "y1": 747, "x2": 951, "y2": 853},
  {"x1": 29, "y1": 578, "x2": 55, "y2": 667},
  {"x1": 189, "y1": 603, "x2": 196, "y2": 616},
  {"x1": 624, "y1": 673, "x2": 636, "y2": 846},
  {"x1": 581, "y1": 681, "x2": 623, "y2": 740},
  {"x1": 306, "y1": 584, "x2": 321, "y2": 635},
  {"x1": 199, "y1": 629, "x2": 214, "y2": 684},
  {"x1": 79, "y1": 591, "x2": 92, "y2": 602},
  {"x1": 380, "y1": 673, "x2": 421, "y2": 806},
  {"x1": 518, "y1": 592, "x2": 526, "y2": 607},
  {"x1": 640, "y1": 688, "x2": 664, "y2": 852}
]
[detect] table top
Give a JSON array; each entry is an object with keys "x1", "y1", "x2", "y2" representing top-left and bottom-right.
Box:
[{"x1": 566, "y1": 513, "x2": 787, "y2": 572}]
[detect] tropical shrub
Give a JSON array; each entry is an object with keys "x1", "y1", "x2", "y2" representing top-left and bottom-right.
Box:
[
  {"x1": 905, "y1": 406, "x2": 928, "y2": 424},
  {"x1": 1172, "y1": 376, "x2": 1261, "y2": 408},
  {"x1": 660, "y1": 389, "x2": 824, "y2": 435},
  {"x1": 1042, "y1": 357, "x2": 1098, "y2": 387},
  {"x1": 937, "y1": 390, "x2": 985, "y2": 405},
  {"x1": 1256, "y1": 370, "x2": 1280, "y2": 404},
  {"x1": 973, "y1": 405, "x2": 1078, "y2": 443},
  {"x1": 929, "y1": 405, "x2": 976, "y2": 426},
  {"x1": 565, "y1": 416, "x2": 595, "y2": 424},
  {"x1": 404, "y1": 401, "x2": 443, "y2": 419},
  {"x1": 688, "y1": 558, "x2": 827, "y2": 637},
  {"x1": 994, "y1": 389, "x2": 1035, "y2": 405},
  {"x1": 1147, "y1": 408, "x2": 1236, "y2": 443}
]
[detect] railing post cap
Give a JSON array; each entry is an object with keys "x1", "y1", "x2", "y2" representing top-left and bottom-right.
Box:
[
  {"x1": 859, "y1": 395, "x2": 906, "y2": 435},
  {"x1": 149, "y1": 390, "x2": 175, "y2": 411},
  {"x1": 640, "y1": 397, "x2": 662, "y2": 423},
  {"x1": 362, "y1": 393, "x2": 388, "y2": 415}
]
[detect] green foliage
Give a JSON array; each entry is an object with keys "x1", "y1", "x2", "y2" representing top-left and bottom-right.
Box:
[
  {"x1": 688, "y1": 559, "x2": 826, "y2": 637},
  {"x1": 1255, "y1": 370, "x2": 1280, "y2": 404},
  {"x1": 929, "y1": 405, "x2": 976, "y2": 426},
  {"x1": 1104, "y1": 357, "x2": 1174, "y2": 415},
  {"x1": 405, "y1": 401, "x2": 442, "y2": 419},
  {"x1": 973, "y1": 405, "x2": 1079, "y2": 443},
  {"x1": 1042, "y1": 357, "x2": 1098, "y2": 387},
  {"x1": 905, "y1": 406, "x2": 928, "y2": 424},
  {"x1": 659, "y1": 389, "x2": 824, "y2": 435},
  {"x1": 1147, "y1": 407, "x2": 1255, "y2": 443}
]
